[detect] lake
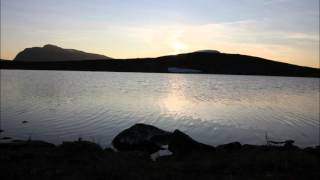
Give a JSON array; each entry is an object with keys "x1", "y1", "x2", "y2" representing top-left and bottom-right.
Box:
[{"x1": 0, "y1": 70, "x2": 319, "y2": 147}]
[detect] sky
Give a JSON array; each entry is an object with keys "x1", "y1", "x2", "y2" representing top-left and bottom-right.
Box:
[{"x1": 0, "y1": 0, "x2": 319, "y2": 68}]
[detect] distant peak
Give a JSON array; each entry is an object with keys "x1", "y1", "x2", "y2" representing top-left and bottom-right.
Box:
[
  {"x1": 43, "y1": 44, "x2": 61, "y2": 49},
  {"x1": 194, "y1": 50, "x2": 221, "y2": 54},
  {"x1": 14, "y1": 44, "x2": 111, "y2": 61}
]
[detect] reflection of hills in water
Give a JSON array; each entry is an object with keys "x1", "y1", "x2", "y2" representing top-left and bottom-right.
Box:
[{"x1": 0, "y1": 44, "x2": 318, "y2": 77}]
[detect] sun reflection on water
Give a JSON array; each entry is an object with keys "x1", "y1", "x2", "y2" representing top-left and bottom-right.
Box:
[
  {"x1": 163, "y1": 94, "x2": 189, "y2": 113},
  {"x1": 161, "y1": 75, "x2": 192, "y2": 114}
]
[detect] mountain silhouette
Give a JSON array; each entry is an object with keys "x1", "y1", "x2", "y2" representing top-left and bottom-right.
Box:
[
  {"x1": 14, "y1": 44, "x2": 111, "y2": 61},
  {"x1": 1, "y1": 44, "x2": 319, "y2": 77}
]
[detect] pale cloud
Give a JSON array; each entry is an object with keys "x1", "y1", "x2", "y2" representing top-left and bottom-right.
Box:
[{"x1": 285, "y1": 32, "x2": 319, "y2": 41}]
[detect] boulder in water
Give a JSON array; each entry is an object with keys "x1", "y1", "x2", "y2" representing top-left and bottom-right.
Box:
[{"x1": 112, "y1": 124, "x2": 171, "y2": 153}]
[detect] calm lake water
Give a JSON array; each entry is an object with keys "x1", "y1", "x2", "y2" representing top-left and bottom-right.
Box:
[{"x1": 0, "y1": 70, "x2": 319, "y2": 147}]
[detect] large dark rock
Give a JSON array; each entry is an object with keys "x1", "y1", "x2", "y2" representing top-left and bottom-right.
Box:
[
  {"x1": 14, "y1": 44, "x2": 111, "y2": 62},
  {"x1": 168, "y1": 130, "x2": 215, "y2": 154},
  {"x1": 112, "y1": 124, "x2": 171, "y2": 153}
]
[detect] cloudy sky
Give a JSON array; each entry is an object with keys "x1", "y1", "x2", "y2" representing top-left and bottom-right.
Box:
[{"x1": 1, "y1": 0, "x2": 319, "y2": 67}]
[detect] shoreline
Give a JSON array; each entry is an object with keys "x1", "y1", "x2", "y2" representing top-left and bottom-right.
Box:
[
  {"x1": 1, "y1": 119, "x2": 319, "y2": 180},
  {"x1": 1, "y1": 58, "x2": 319, "y2": 78}
]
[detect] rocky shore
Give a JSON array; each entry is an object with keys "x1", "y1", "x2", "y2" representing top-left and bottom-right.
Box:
[{"x1": 1, "y1": 124, "x2": 319, "y2": 180}]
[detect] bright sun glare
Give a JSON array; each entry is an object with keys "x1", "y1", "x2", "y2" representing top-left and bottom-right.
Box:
[{"x1": 172, "y1": 42, "x2": 186, "y2": 54}]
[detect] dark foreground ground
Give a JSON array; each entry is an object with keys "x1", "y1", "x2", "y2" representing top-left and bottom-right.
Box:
[{"x1": 0, "y1": 140, "x2": 319, "y2": 180}]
